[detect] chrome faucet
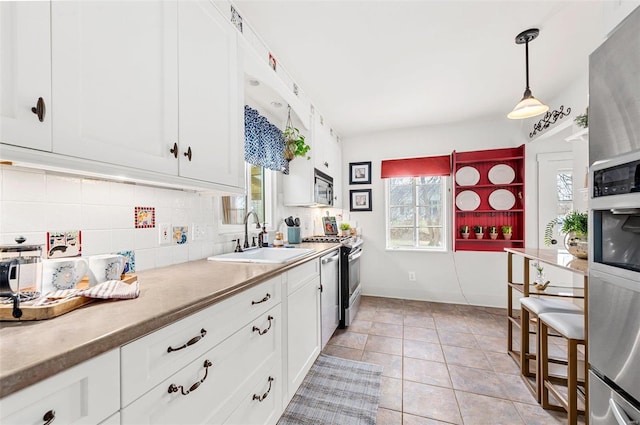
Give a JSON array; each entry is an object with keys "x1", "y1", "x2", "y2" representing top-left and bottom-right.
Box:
[{"x1": 243, "y1": 211, "x2": 261, "y2": 249}]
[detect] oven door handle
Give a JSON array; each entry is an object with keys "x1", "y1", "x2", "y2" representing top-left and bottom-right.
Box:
[
  {"x1": 609, "y1": 398, "x2": 635, "y2": 425},
  {"x1": 348, "y1": 249, "x2": 362, "y2": 262},
  {"x1": 321, "y1": 253, "x2": 340, "y2": 264}
]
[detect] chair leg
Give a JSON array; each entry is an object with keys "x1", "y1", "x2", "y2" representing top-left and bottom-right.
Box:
[
  {"x1": 535, "y1": 318, "x2": 542, "y2": 403},
  {"x1": 521, "y1": 307, "x2": 530, "y2": 376},
  {"x1": 540, "y1": 321, "x2": 550, "y2": 408},
  {"x1": 568, "y1": 339, "x2": 578, "y2": 425}
]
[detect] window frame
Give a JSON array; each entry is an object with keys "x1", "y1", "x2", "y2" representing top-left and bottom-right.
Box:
[
  {"x1": 384, "y1": 176, "x2": 450, "y2": 252},
  {"x1": 218, "y1": 163, "x2": 275, "y2": 234}
]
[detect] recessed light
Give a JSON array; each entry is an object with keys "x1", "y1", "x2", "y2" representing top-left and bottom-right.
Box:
[
  {"x1": 271, "y1": 101, "x2": 283, "y2": 108},
  {"x1": 248, "y1": 79, "x2": 260, "y2": 86}
]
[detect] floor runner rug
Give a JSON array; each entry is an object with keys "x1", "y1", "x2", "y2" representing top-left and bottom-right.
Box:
[{"x1": 278, "y1": 354, "x2": 383, "y2": 425}]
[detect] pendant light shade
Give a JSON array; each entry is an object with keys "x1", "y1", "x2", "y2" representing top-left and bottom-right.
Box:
[{"x1": 508, "y1": 28, "x2": 549, "y2": 120}]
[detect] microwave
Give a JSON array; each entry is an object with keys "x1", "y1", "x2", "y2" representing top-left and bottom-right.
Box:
[{"x1": 314, "y1": 169, "x2": 334, "y2": 206}]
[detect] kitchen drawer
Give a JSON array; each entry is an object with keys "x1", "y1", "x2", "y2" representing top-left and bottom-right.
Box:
[
  {"x1": 287, "y1": 259, "x2": 319, "y2": 295},
  {"x1": 0, "y1": 349, "x2": 119, "y2": 425},
  {"x1": 224, "y1": 359, "x2": 283, "y2": 425},
  {"x1": 121, "y1": 275, "x2": 281, "y2": 406},
  {"x1": 121, "y1": 305, "x2": 282, "y2": 424}
]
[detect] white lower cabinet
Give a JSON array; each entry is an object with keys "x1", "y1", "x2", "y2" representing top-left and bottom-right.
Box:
[{"x1": 0, "y1": 349, "x2": 119, "y2": 425}]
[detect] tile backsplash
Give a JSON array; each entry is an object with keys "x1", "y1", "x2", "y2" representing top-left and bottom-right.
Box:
[{"x1": 0, "y1": 166, "x2": 217, "y2": 271}]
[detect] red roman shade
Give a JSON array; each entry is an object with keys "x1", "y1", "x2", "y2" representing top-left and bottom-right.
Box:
[{"x1": 381, "y1": 155, "x2": 451, "y2": 178}]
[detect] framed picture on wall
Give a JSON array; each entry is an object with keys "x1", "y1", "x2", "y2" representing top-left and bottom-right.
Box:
[
  {"x1": 350, "y1": 189, "x2": 372, "y2": 212},
  {"x1": 349, "y1": 161, "x2": 372, "y2": 184}
]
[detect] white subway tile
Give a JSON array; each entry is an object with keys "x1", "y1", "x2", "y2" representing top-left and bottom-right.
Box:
[
  {"x1": 154, "y1": 207, "x2": 171, "y2": 224},
  {"x1": 82, "y1": 179, "x2": 111, "y2": 205},
  {"x1": 135, "y1": 248, "x2": 157, "y2": 271},
  {"x1": 82, "y1": 204, "x2": 112, "y2": 230},
  {"x1": 110, "y1": 206, "x2": 133, "y2": 229},
  {"x1": 82, "y1": 230, "x2": 111, "y2": 256},
  {"x1": 133, "y1": 185, "x2": 156, "y2": 206},
  {"x1": 45, "y1": 203, "x2": 82, "y2": 231},
  {"x1": 2, "y1": 169, "x2": 46, "y2": 202},
  {"x1": 1, "y1": 201, "x2": 47, "y2": 233},
  {"x1": 109, "y1": 181, "x2": 135, "y2": 206},
  {"x1": 134, "y1": 228, "x2": 157, "y2": 250},
  {"x1": 172, "y1": 209, "x2": 189, "y2": 225},
  {"x1": 156, "y1": 246, "x2": 173, "y2": 268},
  {"x1": 202, "y1": 243, "x2": 214, "y2": 258},
  {"x1": 0, "y1": 232, "x2": 46, "y2": 246},
  {"x1": 172, "y1": 244, "x2": 189, "y2": 264},
  {"x1": 46, "y1": 174, "x2": 82, "y2": 204},
  {"x1": 111, "y1": 229, "x2": 135, "y2": 252},
  {"x1": 188, "y1": 242, "x2": 203, "y2": 261}
]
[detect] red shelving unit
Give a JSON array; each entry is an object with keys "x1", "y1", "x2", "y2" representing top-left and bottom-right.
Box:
[{"x1": 453, "y1": 145, "x2": 525, "y2": 252}]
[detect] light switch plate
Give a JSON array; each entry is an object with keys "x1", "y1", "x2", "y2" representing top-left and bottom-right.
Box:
[
  {"x1": 158, "y1": 223, "x2": 171, "y2": 245},
  {"x1": 192, "y1": 223, "x2": 206, "y2": 241}
]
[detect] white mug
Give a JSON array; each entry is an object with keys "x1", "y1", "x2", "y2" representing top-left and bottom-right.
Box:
[
  {"x1": 88, "y1": 254, "x2": 125, "y2": 286},
  {"x1": 42, "y1": 258, "x2": 89, "y2": 294}
]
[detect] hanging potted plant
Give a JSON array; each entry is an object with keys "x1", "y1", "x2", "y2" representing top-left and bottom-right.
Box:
[
  {"x1": 501, "y1": 225, "x2": 513, "y2": 240},
  {"x1": 283, "y1": 106, "x2": 311, "y2": 161},
  {"x1": 488, "y1": 226, "x2": 499, "y2": 240},
  {"x1": 460, "y1": 225, "x2": 470, "y2": 239},
  {"x1": 544, "y1": 211, "x2": 588, "y2": 259}
]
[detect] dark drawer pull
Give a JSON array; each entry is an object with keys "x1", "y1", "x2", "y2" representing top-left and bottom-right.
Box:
[
  {"x1": 168, "y1": 359, "x2": 212, "y2": 396},
  {"x1": 31, "y1": 97, "x2": 46, "y2": 122},
  {"x1": 252, "y1": 315, "x2": 274, "y2": 336},
  {"x1": 251, "y1": 293, "x2": 271, "y2": 305},
  {"x1": 252, "y1": 376, "x2": 274, "y2": 402},
  {"x1": 183, "y1": 146, "x2": 192, "y2": 161},
  {"x1": 167, "y1": 328, "x2": 207, "y2": 353},
  {"x1": 43, "y1": 410, "x2": 55, "y2": 425},
  {"x1": 170, "y1": 142, "x2": 178, "y2": 158}
]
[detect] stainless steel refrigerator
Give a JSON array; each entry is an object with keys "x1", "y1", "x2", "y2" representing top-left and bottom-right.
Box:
[{"x1": 588, "y1": 5, "x2": 640, "y2": 424}]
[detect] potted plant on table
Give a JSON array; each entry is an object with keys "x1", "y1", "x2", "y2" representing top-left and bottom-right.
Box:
[
  {"x1": 488, "y1": 226, "x2": 498, "y2": 240},
  {"x1": 502, "y1": 225, "x2": 513, "y2": 240},
  {"x1": 473, "y1": 225, "x2": 484, "y2": 239},
  {"x1": 460, "y1": 225, "x2": 470, "y2": 239},
  {"x1": 544, "y1": 211, "x2": 588, "y2": 259},
  {"x1": 339, "y1": 222, "x2": 351, "y2": 237}
]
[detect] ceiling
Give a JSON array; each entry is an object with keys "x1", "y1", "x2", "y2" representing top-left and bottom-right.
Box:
[{"x1": 234, "y1": 1, "x2": 607, "y2": 138}]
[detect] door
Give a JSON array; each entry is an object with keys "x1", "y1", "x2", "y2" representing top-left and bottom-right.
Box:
[
  {"x1": 537, "y1": 153, "x2": 574, "y2": 248},
  {"x1": 320, "y1": 250, "x2": 340, "y2": 348},
  {"x1": 51, "y1": 1, "x2": 179, "y2": 174},
  {"x1": 0, "y1": 1, "x2": 51, "y2": 151},
  {"x1": 178, "y1": 0, "x2": 243, "y2": 187}
]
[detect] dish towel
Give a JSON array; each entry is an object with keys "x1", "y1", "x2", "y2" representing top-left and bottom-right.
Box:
[{"x1": 38, "y1": 279, "x2": 139, "y2": 304}]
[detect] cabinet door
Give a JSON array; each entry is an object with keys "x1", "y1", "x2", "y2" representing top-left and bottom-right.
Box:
[
  {"x1": 287, "y1": 276, "x2": 321, "y2": 397},
  {"x1": 327, "y1": 132, "x2": 342, "y2": 208},
  {"x1": 178, "y1": 0, "x2": 243, "y2": 187},
  {"x1": 51, "y1": 1, "x2": 179, "y2": 174},
  {"x1": 0, "y1": 349, "x2": 119, "y2": 425},
  {"x1": 0, "y1": 1, "x2": 51, "y2": 151}
]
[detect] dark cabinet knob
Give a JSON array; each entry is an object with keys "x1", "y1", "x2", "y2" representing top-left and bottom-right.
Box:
[
  {"x1": 170, "y1": 143, "x2": 178, "y2": 158},
  {"x1": 184, "y1": 146, "x2": 192, "y2": 161},
  {"x1": 31, "y1": 97, "x2": 46, "y2": 122},
  {"x1": 42, "y1": 410, "x2": 55, "y2": 425}
]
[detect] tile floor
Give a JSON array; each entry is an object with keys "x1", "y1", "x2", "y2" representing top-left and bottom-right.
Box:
[{"x1": 322, "y1": 296, "x2": 584, "y2": 425}]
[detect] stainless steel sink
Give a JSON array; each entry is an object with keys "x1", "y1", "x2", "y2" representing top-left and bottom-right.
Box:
[{"x1": 207, "y1": 248, "x2": 315, "y2": 264}]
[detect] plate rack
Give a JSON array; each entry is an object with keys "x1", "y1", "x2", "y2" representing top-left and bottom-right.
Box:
[{"x1": 453, "y1": 145, "x2": 525, "y2": 252}]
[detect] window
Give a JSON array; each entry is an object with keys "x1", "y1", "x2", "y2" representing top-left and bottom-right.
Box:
[
  {"x1": 386, "y1": 176, "x2": 447, "y2": 250},
  {"x1": 221, "y1": 164, "x2": 272, "y2": 227}
]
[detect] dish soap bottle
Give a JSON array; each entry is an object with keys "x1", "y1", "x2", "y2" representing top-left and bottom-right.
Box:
[{"x1": 260, "y1": 225, "x2": 269, "y2": 247}]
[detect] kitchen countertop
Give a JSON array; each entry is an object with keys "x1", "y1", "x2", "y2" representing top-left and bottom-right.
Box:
[
  {"x1": 504, "y1": 247, "x2": 588, "y2": 276},
  {"x1": 0, "y1": 243, "x2": 340, "y2": 398}
]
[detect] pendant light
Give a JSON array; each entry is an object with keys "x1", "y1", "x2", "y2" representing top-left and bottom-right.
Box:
[{"x1": 507, "y1": 28, "x2": 549, "y2": 119}]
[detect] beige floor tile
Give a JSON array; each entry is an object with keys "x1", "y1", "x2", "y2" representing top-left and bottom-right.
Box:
[
  {"x1": 475, "y1": 334, "x2": 509, "y2": 353},
  {"x1": 374, "y1": 311, "x2": 405, "y2": 325},
  {"x1": 448, "y1": 364, "x2": 506, "y2": 399},
  {"x1": 404, "y1": 339, "x2": 445, "y2": 362},
  {"x1": 403, "y1": 357, "x2": 452, "y2": 388},
  {"x1": 404, "y1": 314, "x2": 436, "y2": 329},
  {"x1": 321, "y1": 345, "x2": 363, "y2": 362},
  {"x1": 404, "y1": 326, "x2": 439, "y2": 343},
  {"x1": 362, "y1": 351, "x2": 402, "y2": 379},
  {"x1": 365, "y1": 334, "x2": 403, "y2": 356},
  {"x1": 442, "y1": 345, "x2": 493, "y2": 371},
  {"x1": 498, "y1": 372, "x2": 538, "y2": 404},
  {"x1": 437, "y1": 330, "x2": 479, "y2": 349},
  {"x1": 379, "y1": 376, "x2": 403, "y2": 411},
  {"x1": 403, "y1": 381, "x2": 462, "y2": 424},
  {"x1": 513, "y1": 401, "x2": 570, "y2": 425},
  {"x1": 376, "y1": 408, "x2": 402, "y2": 425},
  {"x1": 348, "y1": 319, "x2": 373, "y2": 334},
  {"x1": 370, "y1": 321, "x2": 404, "y2": 338},
  {"x1": 455, "y1": 391, "x2": 525, "y2": 425},
  {"x1": 484, "y1": 351, "x2": 521, "y2": 375},
  {"x1": 327, "y1": 330, "x2": 368, "y2": 350},
  {"x1": 403, "y1": 413, "x2": 452, "y2": 424},
  {"x1": 355, "y1": 306, "x2": 378, "y2": 321}
]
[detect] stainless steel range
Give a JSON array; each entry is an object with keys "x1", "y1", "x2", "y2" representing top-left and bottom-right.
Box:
[{"x1": 302, "y1": 236, "x2": 364, "y2": 328}]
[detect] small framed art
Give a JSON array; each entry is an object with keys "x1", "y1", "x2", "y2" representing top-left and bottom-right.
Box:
[
  {"x1": 349, "y1": 161, "x2": 371, "y2": 184},
  {"x1": 350, "y1": 189, "x2": 372, "y2": 212}
]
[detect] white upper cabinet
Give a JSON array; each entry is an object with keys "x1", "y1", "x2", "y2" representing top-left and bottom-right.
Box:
[
  {"x1": 51, "y1": 1, "x2": 179, "y2": 174},
  {"x1": 178, "y1": 0, "x2": 243, "y2": 188},
  {"x1": 0, "y1": 1, "x2": 51, "y2": 152}
]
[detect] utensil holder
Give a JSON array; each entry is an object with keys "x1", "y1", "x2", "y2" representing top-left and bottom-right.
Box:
[{"x1": 287, "y1": 227, "x2": 301, "y2": 244}]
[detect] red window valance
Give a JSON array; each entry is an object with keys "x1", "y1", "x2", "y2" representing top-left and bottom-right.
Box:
[{"x1": 381, "y1": 155, "x2": 451, "y2": 178}]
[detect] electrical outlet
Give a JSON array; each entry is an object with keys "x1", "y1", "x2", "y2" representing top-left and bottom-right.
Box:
[
  {"x1": 159, "y1": 223, "x2": 171, "y2": 245},
  {"x1": 408, "y1": 271, "x2": 416, "y2": 281},
  {"x1": 192, "y1": 223, "x2": 206, "y2": 241}
]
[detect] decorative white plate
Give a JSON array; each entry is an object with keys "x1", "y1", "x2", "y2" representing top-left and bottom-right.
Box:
[
  {"x1": 455, "y1": 166, "x2": 480, "y2": 186},
  {"x1": 488, "y1": 164, "x2": 515, "y2": 184},
  {"x1": 456, "y1": 190, "x2": 481, "y2": 211},
  {"x1": 489, "y1": 189, "x2": 516, "y2": 210}
]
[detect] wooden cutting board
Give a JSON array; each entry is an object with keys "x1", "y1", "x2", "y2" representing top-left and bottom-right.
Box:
[{"x1": 0, "y1": 274, "x2": 137, "y2": 321}]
